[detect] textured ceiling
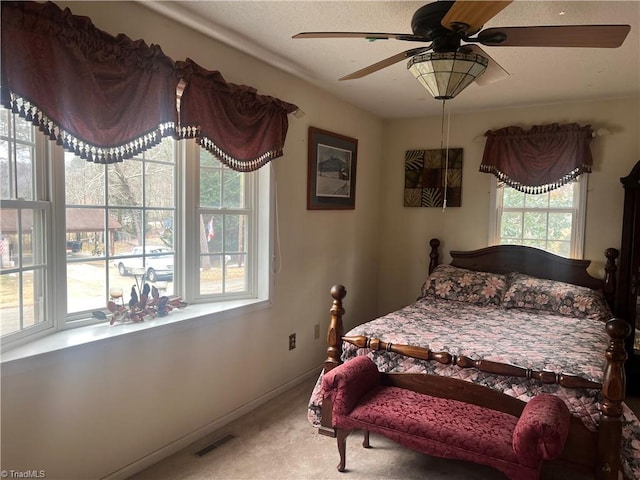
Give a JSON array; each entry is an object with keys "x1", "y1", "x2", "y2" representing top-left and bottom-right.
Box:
[{"x1": 143, "y1": 1, "x2": 640, "y2": 119}]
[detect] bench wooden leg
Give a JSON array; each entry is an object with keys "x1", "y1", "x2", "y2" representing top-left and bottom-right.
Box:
[
  {"x1": 336, "y1": 428, "x2": 352, "y2": 472},
  {"x1": 363, "y1": 430, "x2": 370, "y2": 448}
]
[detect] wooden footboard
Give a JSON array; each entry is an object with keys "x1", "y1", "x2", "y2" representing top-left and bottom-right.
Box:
[
  {"x1": 340, "y1": 329, "x2": 630, "y2": 479},
  {"x1": 320, "y1": 239, "x2": 629, "y2": 479}
]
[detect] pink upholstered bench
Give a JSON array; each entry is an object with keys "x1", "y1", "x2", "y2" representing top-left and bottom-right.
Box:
[{"x1": 322, "y1": 355, "x2": 571, "y2": 480}]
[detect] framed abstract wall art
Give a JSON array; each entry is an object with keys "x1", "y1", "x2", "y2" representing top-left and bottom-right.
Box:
[
  {"x1": 404, "y1": 148, "x2": 463, "y2": 207},
  {"x1": 307, "y1": 127, "x2": 358, "y2": 210}
]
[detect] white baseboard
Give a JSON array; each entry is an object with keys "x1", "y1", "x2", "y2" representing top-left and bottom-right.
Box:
[{"x1": 101, "y1": 366, "x2": 321, "y2": 480}]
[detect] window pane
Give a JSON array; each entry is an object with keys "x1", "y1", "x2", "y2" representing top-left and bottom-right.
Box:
[
  {"x1": 146, "y1": 209, "x2": 174, "y2": 249},
  {"x1": 224, "y1": 214, "x2": 248, "y2": 255},
  {"x1": 500, "y1": 212, "x2": 522, "y2": 239},
  {"x1": 15, "y1": 143, "x2": 34, "y2": 200},
  {"x1": 548, "y1": 212, "x2": 572, "y2": 241},
  {"x1": 0, "y1": 110, "x2": 8, "y2": 136},
  {"x1": 226, "y1": 254, "x2": 247, "y2": 293},
  {"x1": 111, "y1": 208, "x2": 143, "y2": 252},
  {"x1": 200, "y1": 254, "x2": 224, "y2": 295},
  {"x1": 145, "y1": 162, "x2": 174, "y2": 208},
  {"x1": 0, "y1": 139, "x2": 10, "y2": 198},
  {"x1": 145, "y1": 137, "x2": 174, "y2": 164},
  {"x1": 0, "y1": 208, "x2": 46, "y2": 269},
  {"x1": 22, "y1": 269, "x2": 46, "y2": 329},
  {"x1": 0, "y1": 213, "x2": 17, "y2": 269},
  {"x1": 202, "y1": 214, "x2": 221, "y2": 255},
  {"x1": 200, "y1": 151, "x2": 222, "y2": 168},
  {"x1": 0, "y1": 271, "x2": 20, "y2": 335},
  {"x1": 67, "y1": 258, "x2": 107, "y2": 314},
  {"x1": 66, "y1": 207, "x2": 105, "y2": 257},
  {"x1": 199, "y1": 255, "x2": 247, "y2": 295},
  {"x1": 14, "y1": 117, "x2": 34, "y2": 143},
  {"x1": 549, "y1": 183, "x2": 574, "y2": 207},
  {"x1": 523, "y1": 212, "x2": 547, "y2": 240},
  {"x1": 108, "y1": 161, "x2": 142, "y2": 206},
  {"x1": 524, "y1": 192, "x2": 548, "y2": 208},
  {"x1": 65, "y1": 154, "x2": 105, "y2": 205},
  {"x1": 222, "y1": 170, "x2": 244, "y2": 208},
  {"x1": 200, "y1": 167, "x2": 221, "y2": 208},
  {"x1": 502, "y1": 187, "x2": 524, "y2": 207},
  {"x1": 198, "y1": 211, "x2": 249, "y2": 295}
]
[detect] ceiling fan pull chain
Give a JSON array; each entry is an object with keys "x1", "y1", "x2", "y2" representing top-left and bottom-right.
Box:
[{"x1": 440, "y1": 99, "x2": 450, "y2": 213}]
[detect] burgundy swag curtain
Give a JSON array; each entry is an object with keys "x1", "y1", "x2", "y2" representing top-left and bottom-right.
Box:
[
  {"x1": 1, "y1": 1, "x2": 298, "y2": 170},
  {"x1": 1, "y1": 1, "x2": 178, "y2": 163},
  {"x1": 480, "y1": 123, "x2": 594, "y2": 194},
  {"x1": 176, "y1": 59, "x2": 299, "y2": 172}
]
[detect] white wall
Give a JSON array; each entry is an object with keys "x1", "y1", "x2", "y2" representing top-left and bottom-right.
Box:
[
  {"x1": 0, "y1": 2, "x2": 384, "y2": 479},
  {"x1": 377, "y1": 97, "x2": 640, "y2": 314}
]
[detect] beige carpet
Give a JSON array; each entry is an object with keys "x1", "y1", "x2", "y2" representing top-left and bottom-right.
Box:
[{"x1": 123, "y1": 373, "x2": 635, "y2": 480}]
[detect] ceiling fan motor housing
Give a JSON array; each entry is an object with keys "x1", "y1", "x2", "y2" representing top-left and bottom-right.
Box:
[{"x1": 411, "y1": 1, "x2": 463, "y2": 52}]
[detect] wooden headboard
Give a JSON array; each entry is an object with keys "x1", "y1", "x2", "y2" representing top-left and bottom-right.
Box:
[{"x1": 427, "y1": 238, "x2": 618, "y2": 304}]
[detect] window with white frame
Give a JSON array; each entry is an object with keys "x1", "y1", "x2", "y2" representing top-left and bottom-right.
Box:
[
  {"x1": 198, "y1": 149, "x2": 251, "y2": 296},
  {"x1": 63, "y1": 139, "x2": 177, "y2": 322},
  {"x1": 489, "y1": 176, "x2": 587, "y2": 258},
  {"x1": 0, "y1": 109, "x2": 50, "y2": 340},
  {"x1": 1, "y1": 110, "x2": 271, "y2": 348}
]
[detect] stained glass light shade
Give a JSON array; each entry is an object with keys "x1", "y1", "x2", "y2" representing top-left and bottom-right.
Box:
[{"x1": 408, "y1": 51, "x2": 488, "y2": 100}]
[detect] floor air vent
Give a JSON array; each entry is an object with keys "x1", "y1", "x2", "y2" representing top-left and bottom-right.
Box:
[{"x1": 194, "y1": 433, "x2": 236, "y2": 457}]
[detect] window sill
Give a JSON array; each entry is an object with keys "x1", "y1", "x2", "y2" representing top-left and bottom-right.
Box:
[{"x1": 0, "y1": 298, "x2": 271, "y2": 364}]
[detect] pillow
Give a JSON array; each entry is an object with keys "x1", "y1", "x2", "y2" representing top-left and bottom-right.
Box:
[
  {"x1": 503, "y1": 272, "x2": 612, "y2": 321},
  {"x1": 420, "y1": 264, "x2": 508, "y2": 306}
]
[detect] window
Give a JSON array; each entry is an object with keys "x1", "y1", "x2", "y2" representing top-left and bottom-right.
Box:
[
  {"x1": 63, "y1": 139, "x2": 176, "y2": 322},
  {"x1": 489, "y1": 177, "x2": 587, "y2": 258},
  {"x1": 197, "y1": 150, "x2": 245, "y2": 295},
  {"x1": 0, "y1": 110, "x2": 50, "y2": 340},
  {"x1": 1, "y1": 110, "x2": 272, "y2": 348}
]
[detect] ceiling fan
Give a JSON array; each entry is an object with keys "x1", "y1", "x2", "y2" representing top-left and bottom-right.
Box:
[{"x1": 293, "y1": 1, "x2": 631, "y2": 98}]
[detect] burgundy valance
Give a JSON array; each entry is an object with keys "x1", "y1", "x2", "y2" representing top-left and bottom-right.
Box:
[
  {"x1": 1, "y1": 1, "x2": 178, "y2": 163},
  {"x1": 1, "y1": 1, "x2": 298, "y2": 171},
  {"x1": 480, "y1": 123, "x2": 594, "y2": 194},
  {"x1": 176, "y1": 59, "x2": 299, "y2": 172}
]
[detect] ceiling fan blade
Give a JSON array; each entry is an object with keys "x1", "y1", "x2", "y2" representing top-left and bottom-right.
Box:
[
  {"x1": 293, "y1": 32, "x2": 429, "y2": 42},
  {"x1": 478, "y1": 25, "x2": 631, "y2": 47},
  {"x1": 442, "y1": 1, "x2": 513, "y2": 35},
  {"x1": 339, "y1": 46, "x2": 431, "y2": 81},
  {"x1": 462, "y1": 45, "x2": 509, "y2": 86}
]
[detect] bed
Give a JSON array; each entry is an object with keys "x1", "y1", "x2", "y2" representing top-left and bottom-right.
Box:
[{"x1": 308, "y1": 239, "x2": 640, "y2": 480}]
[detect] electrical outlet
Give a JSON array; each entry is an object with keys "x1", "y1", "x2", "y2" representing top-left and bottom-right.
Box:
[
  {"x1": 289, "y1": 333, "x2": 296, "y2": 350},
  {"x1": 314, "y1": 324, "x2": 320, "y2": 340}
]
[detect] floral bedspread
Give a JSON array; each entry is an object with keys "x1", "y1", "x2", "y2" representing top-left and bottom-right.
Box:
[{"x1": 307, "y1": 297, "x2": 640, "y2": 479}]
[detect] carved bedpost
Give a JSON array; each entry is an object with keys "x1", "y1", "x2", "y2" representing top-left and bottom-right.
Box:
[
  {"x1": 603, "y1": 248, "x2": 618, "y2": 308},
  {"x1": 325, "y1": 285, "x2": 346, "y2": 374},
  {"x1": 597, "y1": 317, "x2": 630, "y2": 480},
  {"x1": 429, "y1": 238, "x2": 440, "y2": 275},
  {"x1": 320, "y1": 285, "x2": 347, "y2": 437}
]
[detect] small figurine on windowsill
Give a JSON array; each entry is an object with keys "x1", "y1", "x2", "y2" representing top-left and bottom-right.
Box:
[{"x1": 92, "y1": 282, "x2": 187, "y2": 325}]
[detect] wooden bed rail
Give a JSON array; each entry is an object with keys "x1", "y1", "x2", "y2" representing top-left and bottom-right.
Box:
[{"x1": 341, "y1": 335, "x2": 604, "y2": 391}]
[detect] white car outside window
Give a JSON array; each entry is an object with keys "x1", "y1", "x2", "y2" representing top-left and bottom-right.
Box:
[{"x1": 117, "y1": 246, "x2": 174, "y2": 282}]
